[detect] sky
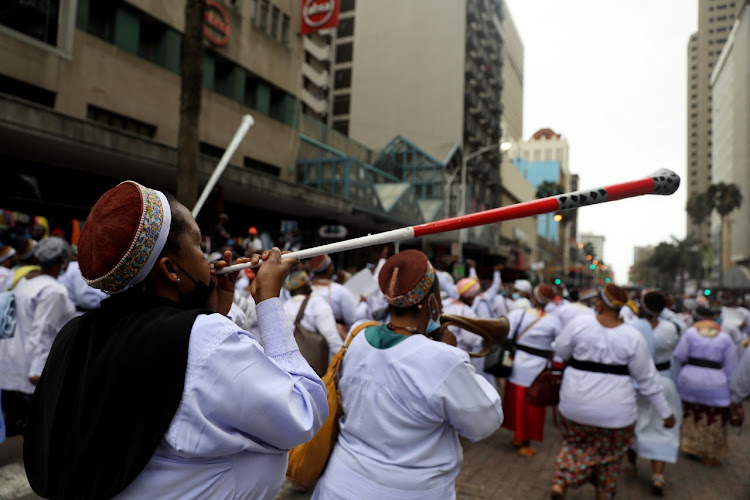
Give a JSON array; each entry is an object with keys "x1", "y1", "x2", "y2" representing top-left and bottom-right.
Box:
[{"x1": 503, "y1": 0, "x2": 698, "y2": 283}]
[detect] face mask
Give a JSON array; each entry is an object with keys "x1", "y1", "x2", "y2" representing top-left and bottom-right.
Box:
[
  {"x1": 512, "y1": 293, "x2": 520, "y2": 300},
  {"x1": 169, "y1": 258, "x2": 213, "y2": 309},
  {"x1": 425, "y1": 293, "x2": 441, "y2": 334}
]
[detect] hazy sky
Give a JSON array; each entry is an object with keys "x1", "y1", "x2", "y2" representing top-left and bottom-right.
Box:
[{"x1": 504, "y1": 0, "x2": 698, "y2": 283}]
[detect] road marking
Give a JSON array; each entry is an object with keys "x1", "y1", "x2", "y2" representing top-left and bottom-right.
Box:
[{"x1": 0, "y1": 461, "x2": 33, "y2": 499}]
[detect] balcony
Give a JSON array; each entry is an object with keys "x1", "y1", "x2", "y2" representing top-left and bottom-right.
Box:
[
  {"x1": 303, "y1": 36, "x2": 331, "y2": 62},
  {"x1": 300, "y1": 87, "x2": 328, "y2": 114},
  {"x1": 302, "y1": 62, "x2": 330, "y2": 89}
]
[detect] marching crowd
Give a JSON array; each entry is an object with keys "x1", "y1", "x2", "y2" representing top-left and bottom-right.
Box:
[{"x1": 0, "y1": 181, "x2": 749, "y2": 499}]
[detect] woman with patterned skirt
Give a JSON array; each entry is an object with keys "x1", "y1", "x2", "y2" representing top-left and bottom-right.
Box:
[
  {"x1": 673, "y1": 306, "x2": 738, "y2": 466},
  {"x1": 550, "y1": 283, "x2": 675, "y2": 500}
]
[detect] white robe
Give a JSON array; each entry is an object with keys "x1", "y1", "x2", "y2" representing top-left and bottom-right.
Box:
[
  {"x1": 115, "y1": 298, "x2": 327, "y2": 500},
  {"x1": 312, "y1": 279, "x2": 361, "y2": 327},
  {"x1": 554, "y1": 315, "x2": 671, "y2": 428},
  {"x1": 313, "y1": 328, "x2": 502, "y2": 500},
  {"x1": 58, "y1": 261, "x2": 107, "y2": 315},
  {"x1": 0, "y1": 275, "x2": 76, "y2": 393},
  {"x1": 505, "y1": 309, "x2": 562, "y2": 388}
]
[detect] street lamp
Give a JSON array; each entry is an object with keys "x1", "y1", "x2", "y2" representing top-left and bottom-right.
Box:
[{"x1": 451, "y1": 141, "x2": 511, "y2": 262}]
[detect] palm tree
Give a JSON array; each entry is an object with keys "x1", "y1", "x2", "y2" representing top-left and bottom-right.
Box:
[
  {"x1": 176, "y1": 0, "x2": 206, "y2": 208},
  {"x1": 707, "y1": 182, "x2": 743, "y2": 274}
]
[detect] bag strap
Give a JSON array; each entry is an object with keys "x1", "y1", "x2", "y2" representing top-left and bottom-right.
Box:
[
  {"x1": 507, "y1": 311, "x2": 527, "y2": 343},
  {"x1": 516, "y1": 312, "x2": 545, "y2": 343},
  {"x1": 344, "y1": 321, "x2": 379, "y2": 349},
  {"x1": 294, "y1": 294, "x2": 312, "y2": 327}
]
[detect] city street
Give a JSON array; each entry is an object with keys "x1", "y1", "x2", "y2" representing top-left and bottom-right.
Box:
[
  {"x1": 276, "y1": 408, "x2": 750, "y2": 500},
  {"x1": 1, "y1": 405, "x2": 749, "y2": 499}
]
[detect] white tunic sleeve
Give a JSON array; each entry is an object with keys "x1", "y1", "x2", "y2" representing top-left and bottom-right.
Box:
[
  {"x1": 627, "y1": 333, "x2": 672, "y2": 418},
  {"x1": 27, "y1": 286, "x2": 75, "y2": 377},
  {"x1": 429, "y1": 354, "x2": 503, "y2": 442},
  {"x1": 166, "y1": 298, "x2": 327, "y2": 454},
  {"x1": 731, "y1": 347, "x2": 750, "y2": 403},
  {"x1": 311, "y1": 295, "x2": 343, "y2": 358},
  {"x1": 332, "y1": 283, "x2": 359, "y2": 327}
]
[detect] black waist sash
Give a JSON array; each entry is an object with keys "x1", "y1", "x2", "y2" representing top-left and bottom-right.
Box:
[
  {"x1": 569, "y1": 358, "x2": 630, "y2": 376},
  {"x1": 24, "y1": 290, "x2": 208, "y2": 500},
  {"x1": 686, "y1": 357, "x2": 723, "y2": 369},
  {"x1": 655, "y1": 360, "x2": 671, "y2": 371},
  {"x1": 516, "y1": 344, "x2": 552, "y2": 359}
]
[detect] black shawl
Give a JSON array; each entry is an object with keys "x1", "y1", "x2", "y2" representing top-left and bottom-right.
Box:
[{"x1": 24, "y1": 290, "x2": 208, "y2": 499}]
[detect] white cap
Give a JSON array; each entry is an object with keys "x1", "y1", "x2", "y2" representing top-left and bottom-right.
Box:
[{"x1": 513, "y1": 279, "x2": 532, "y2": 295}]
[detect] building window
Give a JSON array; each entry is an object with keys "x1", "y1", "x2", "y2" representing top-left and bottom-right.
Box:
[
  {"x1": 0, "y1": 74, "x2": 56, "y2": 107},
  {"x1": 334, "y1": 68, "x2": 352, "y2": 88},
  {"x1": 333, "y1": 94, "x2": 350, "y2": 115},
  {"x1": 87, "y1": 105, "x2": 157, "y2": 138},
  {"x1": 340, "y1": 0, "x2": 356, "y2": 12},
  {"x1": 200, "y1": 142, "x2": 224, "y2": 159},
  {"x1": 86, "y1": 2, "x2": 117, "y2": 42},
  {"x1": 244, "y1": 157, "x2": 280, "y2": 176},
  {"x1": 0, "y1": 0, "x2": 60, "y2": 46},
  {"x1": 281, "y1": 14, "x2": 290, "y2": 43},
  {"x1": 338, "y1": 17, "x2": 354, "y2": 37},
  {"x1": 271, "y1": 6, "x2": 280, "y2": 38},
  {"x1": 250, "y1": 0, "x2": 257, "y2": 24},
  {"x1": 336, "y1": 42, "x2": 353, "y2": 63},
  {"x1": 332, "y1": 120, "x2": 349, "y2": 135},
  {"x1": 259, "y1": 0, "x2": 269, "y2": 31}
]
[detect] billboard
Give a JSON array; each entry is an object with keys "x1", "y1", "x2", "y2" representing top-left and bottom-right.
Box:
[{"x1": 300, "y1": 0, "x2": 339, "y2": 35}]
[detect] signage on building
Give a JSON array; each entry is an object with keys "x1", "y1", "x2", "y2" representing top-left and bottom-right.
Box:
[
  {"x1": 300, "y1": 0, "x2": 339, "y2": 34},
  {"x1": 204, "y1": 0, "x2": 231, "y2": 46}
]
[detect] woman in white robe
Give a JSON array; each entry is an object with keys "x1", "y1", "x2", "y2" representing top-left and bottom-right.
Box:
[{"x1": 312, "y1": 250, "x2": 503, "y2": 500}]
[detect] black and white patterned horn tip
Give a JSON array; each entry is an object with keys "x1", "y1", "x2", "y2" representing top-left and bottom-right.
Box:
[{"x1": 649, "y1": 169, "x2": 681, "y2": 196}]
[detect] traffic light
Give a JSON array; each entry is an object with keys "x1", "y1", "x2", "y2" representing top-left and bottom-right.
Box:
[
  {"x1": 554, "y1": 278, "x2": 561, "y2": 285},
  {"x1": 589, "y1": 264, "x2": 596, "y2": 270},
  {"x1": 605, "y1": 277, "x2": 611, "y2": 283},
  {"x1": 704, "y1": 289, "x2": 711, "y2": 297}
]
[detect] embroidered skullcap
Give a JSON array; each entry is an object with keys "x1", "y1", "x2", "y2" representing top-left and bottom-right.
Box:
[
  {"x1": 78, "y1": 181, "x2": 172, "y2": 294},
  {"x1": 34, "y1": 237, "x2": 72, "y2": 267},
  {"x1": 0, "y1": 245, "x2": 16, "y2": 264},
  {"x1": 533, "y1": 284, "x2": 556, "y2": 305},
  {"x1": 456, "y1": 277, "x2": 481, "y2": 299},
  {"x1": 285, "y1": 270, "x2": 311, "y2": 291},
  {"x1": 513, "y1": 279, "x2": 532, "y2": 295},
  {"x1": 640, "y1": 289, "x2": 666, "y2": 317},
  {"x1": 600, "y1": 283, "x2": 638, "y2": 314},
  {"x1": 378, "y1": 249, "x2": 436, "y2": 308},
  {"x1": 309, "y1": 254, "x2": 332, "y2": 274}
]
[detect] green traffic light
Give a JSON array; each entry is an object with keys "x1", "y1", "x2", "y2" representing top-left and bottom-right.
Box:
[
  {"x1": 589, "y1": 264, "x2": 596, "y2": 270},
  {"x1": 554, "y1": 279, "x2": 561, "y2": 285},
  {"x1": 605, "y1": 277, "x2": 611, "y2": 283},
  {"x1": 704, "y1": 289, "x2": 711, "y2": 296}
]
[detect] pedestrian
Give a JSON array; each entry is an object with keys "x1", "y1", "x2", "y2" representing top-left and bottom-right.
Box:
[
  {"x1": 23, "y1": 181, "x2": 327, "y2": 499},
  {"x1": 312, "y1": 250, "x2": 503, "y2": 500},
  {"x1": 510, "y1": 279, "x2": 533, "y2": 311},
  {"x1": 0, "y1": 237, "x2": 76, "y2": 437},
  {"x1": 502, "y1": 284, "x2": 562, "y2": 457},
  {"x1": 58, "y1": 256, "x2": 107, "y2": 316},
  {"x1": 673, "y1": 305, "x2": 738, "y2": 466},
  {"x1": 443, "y1": 280, "x2": 487, "y2": 384},
  {"x1": 626, "y1": 290, "x2": 683, "y2": 496},
  {"x1": 550, "y1": 283, "x2": 675, "y2": 499},
  {"x1": 0, "y1": 245, "x2": 16, "y2": 292},
  {"x1": 309, "y1": 253, "x2": 361, "y2": 335},
  {"x1": 243, "y1": 226, "x2": 264, "y2": 256},
  {"x1": 283, "y1": 269, "x2": 343, "y2": 365}
]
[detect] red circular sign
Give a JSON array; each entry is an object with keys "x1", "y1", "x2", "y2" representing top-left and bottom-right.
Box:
[
  {"x1": 302, "y1": 0, "x2": 336, "y2": 28},
  {"x1": 204, "y1": 0, "x2": 231, "y2": 46}
]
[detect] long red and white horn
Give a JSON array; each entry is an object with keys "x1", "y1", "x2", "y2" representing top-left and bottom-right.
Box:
[{"x1": 217, "y1": 168, "x2": 680, "y2": 274}]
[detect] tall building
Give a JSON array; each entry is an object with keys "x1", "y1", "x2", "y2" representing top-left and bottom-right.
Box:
[
  {"x1": 500, "y1": 0, "x2": 524, "y2": 143},
  {"x1": 710, "y1": 0, "x2": 750, "y2": 272},
  {"x1": 686, "y1": 0, "x2": 739, "y2": 242},
  {"x1": 580, "y1": 232, "x2": 605, "y2": 263},
  {"x1": 0, "y1": 0, "x2": 353, "y2": 231}
]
